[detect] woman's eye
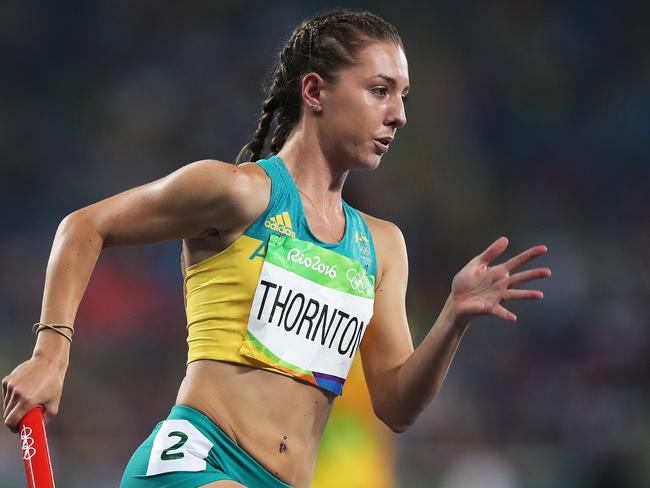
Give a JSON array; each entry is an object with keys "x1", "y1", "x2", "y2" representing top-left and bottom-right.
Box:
[{"x1": 371, "y1": 87, "x2": 387, "y2": 97}]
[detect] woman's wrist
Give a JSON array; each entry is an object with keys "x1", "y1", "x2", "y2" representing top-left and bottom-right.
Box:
[
  {"x1": 443, "y1": 294, "x2": 471, "y2": 331},
  {"x1": 32, "y1": 330, "x2": 71, "y2": 370}
]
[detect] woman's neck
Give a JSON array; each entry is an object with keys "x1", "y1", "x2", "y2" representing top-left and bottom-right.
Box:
[{"x1": 276, "y1": 128, "x2": 348, "y2": 213}]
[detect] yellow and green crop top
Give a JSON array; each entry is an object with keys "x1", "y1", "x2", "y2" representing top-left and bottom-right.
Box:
[{"x1": 183, "y1": 155, "x2": 377, "y2": 395}]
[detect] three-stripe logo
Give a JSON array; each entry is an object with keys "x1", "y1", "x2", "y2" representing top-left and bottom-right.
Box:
[{"x1": 264, "y1": 211, "x2": 297, "y2": 238}]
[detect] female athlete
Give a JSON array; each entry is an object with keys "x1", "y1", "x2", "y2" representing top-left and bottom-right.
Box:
[{"x1": 2, "y1": 9, "x2": 551, "y2": 488}]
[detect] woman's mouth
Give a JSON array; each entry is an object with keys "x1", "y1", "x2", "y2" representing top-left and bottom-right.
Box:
[{"x1": 373, "y1": 138, "x2": 392, "y2": 154}]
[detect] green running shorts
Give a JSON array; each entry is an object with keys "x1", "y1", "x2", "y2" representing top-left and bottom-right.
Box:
[{"x1": 119, "y1": 404, "x2": 292, "y2": 488}]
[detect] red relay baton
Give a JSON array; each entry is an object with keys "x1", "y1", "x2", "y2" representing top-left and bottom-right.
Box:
[{"x1": 18, "y1": 406, "x2": 55, "y2": 488}]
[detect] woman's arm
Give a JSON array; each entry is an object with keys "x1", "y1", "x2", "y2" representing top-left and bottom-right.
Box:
[
  {"x1": 360, "y1": 220, "x2": 550, "y2": 433},
  {"x1": 2, "y1": 160, "x2": 269, "y2": 431}
]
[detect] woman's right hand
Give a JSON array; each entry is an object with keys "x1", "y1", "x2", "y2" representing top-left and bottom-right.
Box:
[{"x1": 3, "y1": 353, "x2": 67, "y2": 433}]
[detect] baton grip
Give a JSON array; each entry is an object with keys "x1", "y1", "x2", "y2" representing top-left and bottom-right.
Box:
[{"x1": 18, "y1": 406, "x2": 55, "y2": 488}]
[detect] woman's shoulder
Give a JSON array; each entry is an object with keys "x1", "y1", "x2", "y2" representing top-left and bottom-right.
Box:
[
  {"x1": 195, "y1": 158, "x2": 269, "y2": 185},
  {"x1": 356, "y1": 210, "x2": 405, "y2": 245},
  {"x1": 355, "y1": 210, "x2": 407, "y2": 282},
  {"x1": 179, "y1": 158, "x2": 268, "y2": 191},
  {"x1": 186, "y1": 159, "x2": 271, "y2": 226}
]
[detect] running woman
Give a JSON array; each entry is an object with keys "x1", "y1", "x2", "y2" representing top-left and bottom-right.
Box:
[{"x1": 2, "y1": 9, "x2": 551, "y2": 488}]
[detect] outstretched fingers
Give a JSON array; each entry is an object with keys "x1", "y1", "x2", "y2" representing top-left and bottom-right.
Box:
[
  {"x1": 501, "y1": 265, "x2": 549, "y2": 306},
  {"x1": 504, "y1": 289, "x2": 543, "y2": 300},
  {"x1": 493, "y1": 304, "x2": 517, "y2": 322},
  {"x1": 509, "y1": 267, "x2": 552, "y2": 286},
  {"x1": 478, "y1": 236, "x2": 509, "y2": 265},
  {"x1": 503, "y1": 245, "x2": 548, "y2": 272}
]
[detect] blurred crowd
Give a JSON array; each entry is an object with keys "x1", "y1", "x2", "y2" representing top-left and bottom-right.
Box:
[{"x1": 1, "y1": 1, "x2": 648, "y2": 487}]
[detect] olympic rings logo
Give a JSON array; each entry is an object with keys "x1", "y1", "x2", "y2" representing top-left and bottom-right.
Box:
[
  {"x1": 346, "y1": 268, "x2": 370, "y2": 292},
  {"x1": 358, "y1": 245, "x2": 371, "y2": 256},
  {"x1": 20, "y1": 425, "x2": 36, "y2": 461}
]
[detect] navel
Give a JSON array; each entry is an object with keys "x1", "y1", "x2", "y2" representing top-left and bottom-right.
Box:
[{"x1": 279, "y1": 435, "x2": 288, "y2": 454}]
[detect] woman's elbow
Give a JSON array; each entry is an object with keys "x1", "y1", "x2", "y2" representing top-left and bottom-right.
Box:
[
  {"x1": 375, "y1": 407, "x2": 414, "y2": 434},
  {"x1": 58, "y1": 211, "x2": 105, "y2": 250},
  {"x1": 388, "y1": 421, "x2": 411, "y2": 434}
]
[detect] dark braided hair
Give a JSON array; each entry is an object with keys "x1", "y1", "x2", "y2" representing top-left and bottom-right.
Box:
[{"x1": 236, "y1": 9, "x2": 403, "y2": 164}]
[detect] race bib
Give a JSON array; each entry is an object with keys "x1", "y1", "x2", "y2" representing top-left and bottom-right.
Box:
[
  {"x1": 238, "y1": 234, "x2": 375, "y2": 395},
  {"x1": 145, "y1": 419, "x2": 213, "y2": 476}
]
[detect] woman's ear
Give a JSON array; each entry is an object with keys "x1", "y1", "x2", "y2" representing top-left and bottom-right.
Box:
[{"x1": 301, "y1": 72, "x2": 324, "y2": 113}]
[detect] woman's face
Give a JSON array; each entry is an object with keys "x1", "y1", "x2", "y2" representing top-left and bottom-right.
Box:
[{"x1": 316, "y1": 41, "x2": 409, "y2": 171}]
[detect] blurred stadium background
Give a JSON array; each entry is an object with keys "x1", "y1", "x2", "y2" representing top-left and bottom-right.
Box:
[{"x1": 1, "y1": 1, "x2": 648, "y2": 487}]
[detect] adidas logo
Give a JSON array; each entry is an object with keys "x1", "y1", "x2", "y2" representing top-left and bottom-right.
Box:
[{"x1": 264, "y1": 211, "x2": 296, "y2": 238}]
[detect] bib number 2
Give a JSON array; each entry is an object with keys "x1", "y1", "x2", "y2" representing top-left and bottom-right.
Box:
[
  {"x1": 161, "y1": 431, "x2": 188, "y2": 460},
  {"x1": 145, "y1": 419, "x2": 213, "y2": 476}
]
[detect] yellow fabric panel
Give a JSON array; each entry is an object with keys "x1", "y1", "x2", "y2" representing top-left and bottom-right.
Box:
[{"x1": 184, "y1": 233, "x2": 287, "y2": 379}]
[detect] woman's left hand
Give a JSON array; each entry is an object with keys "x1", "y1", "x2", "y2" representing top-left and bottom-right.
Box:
[{"x1": 449, "y1": 237, "x2": 551, "y2": 322}]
